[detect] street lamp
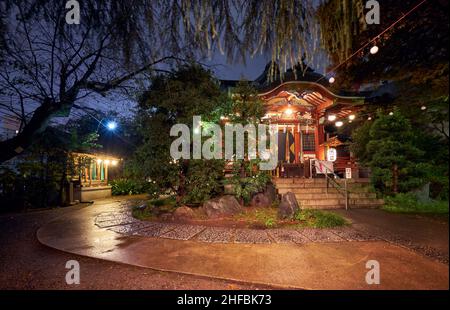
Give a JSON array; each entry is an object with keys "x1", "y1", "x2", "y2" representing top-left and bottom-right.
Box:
[
  {"x1": 96, "y1": 119, "x2": 118, "y2": 133},
  {"x1": 106, "y1": 121, "x2": 117, "y2": 130}
]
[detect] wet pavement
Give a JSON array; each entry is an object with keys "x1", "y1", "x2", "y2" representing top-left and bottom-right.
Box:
[
  {"x1": 332, "y1": 209, "x2": 449, "y2": 264},
  {"x1": 36, "y1": 197, "x2": 449, "y2": 289}
]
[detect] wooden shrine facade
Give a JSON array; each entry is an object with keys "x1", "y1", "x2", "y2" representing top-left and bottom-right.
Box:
[{"x1": 258, "y1": 81, "x2": 366, "y2": 178}]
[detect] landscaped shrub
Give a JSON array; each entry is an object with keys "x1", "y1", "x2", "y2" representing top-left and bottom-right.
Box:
[
  {"x1": 110, "y1": 178, "x2": 159, "y2": 197},
  {"x1": 294, "y1": 210, "x2": 348, "y2": 228},
  {"x1": 182, "y1": 159, "x2": 225, "y2": 205},
  {"x1": 132, "y1": 196, "x2": 177, "y2": 220},
  {"x1": 225, "y1": 160, "x2": 272, "y2": 205},
  {"x1": 383, "y1": 193, "x2": 449, "y2": 214}
]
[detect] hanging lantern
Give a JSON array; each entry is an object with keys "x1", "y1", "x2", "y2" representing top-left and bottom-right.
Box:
[{"x1": 327, "y1": 148, "x2": 337, "y2": 162}]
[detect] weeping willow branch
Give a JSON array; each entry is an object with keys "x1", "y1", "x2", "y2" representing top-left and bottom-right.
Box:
[{"x1": 316, "y1": 0, "x2": 366, "y2": 66}]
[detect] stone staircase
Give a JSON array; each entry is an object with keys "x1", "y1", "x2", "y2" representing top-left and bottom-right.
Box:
[{"x1": 273, "y1": 178, "x2": 384, "y2": 209}]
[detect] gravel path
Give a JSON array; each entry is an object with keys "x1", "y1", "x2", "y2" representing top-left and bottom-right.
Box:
[
  {"x1": 100, "y1": 207, "x2": 380, "y2": 244},
  {"x1": 0, "y1": 205, "x2": 275, "y2": 290}
]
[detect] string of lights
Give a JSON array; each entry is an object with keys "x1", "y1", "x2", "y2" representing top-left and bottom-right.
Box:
[
  {"x1": 316, "y1": 0, "x2": 430, "y2": 127},
  {"x1": 322, "y1": 0, "x2": 428, "y2": 85}
]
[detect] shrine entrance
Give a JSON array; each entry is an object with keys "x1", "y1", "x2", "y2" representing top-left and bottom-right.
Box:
[{"x1": 258, "y1": 81, "x2": 365, "y2": 178}]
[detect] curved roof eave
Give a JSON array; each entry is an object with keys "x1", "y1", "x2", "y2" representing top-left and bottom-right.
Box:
[{"x1": 258, "y1": 81, "x2": 366, "y2": 104}]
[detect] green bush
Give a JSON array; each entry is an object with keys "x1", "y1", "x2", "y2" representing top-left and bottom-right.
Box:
[
  {"x1": 132, "y1": 196, "x2": 177, "y2": 220},
  {"x1": 294, "y1": 210, "x2": 348, "y2": 228},
  {"x1": 225, "y1": 160, "x2": 272, "y2": 204},
  {"x1": 110, "y1": 178, "x2": 159, "y2": 197},
  {"x1": 383, "y1": 193, "x2": 449, "y2": 214},
  {"x1": 182, "y1": 159, "x2": 225, "y2": 204}
]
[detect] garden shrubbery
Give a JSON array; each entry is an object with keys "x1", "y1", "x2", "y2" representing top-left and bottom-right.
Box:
[
  {"x1": 383, "y1": 193, "x2": 449, "y2": 214},
  {"x1": 110, "y1": 178, "x2": 159, "y2": 197},
  {"x1": 225, "y1": 160, "x2": 272, "y2": 205}
]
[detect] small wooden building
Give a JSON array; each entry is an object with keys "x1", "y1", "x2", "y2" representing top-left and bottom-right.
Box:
[
  {"x1": 68, "y1": 152, "x2": 121, "y2": 203},
  {"x1": 258, "y1": 81, "x2": 365, "y2": 178}
]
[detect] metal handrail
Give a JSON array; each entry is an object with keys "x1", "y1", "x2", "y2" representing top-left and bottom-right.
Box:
[{"x1": 311, "y1": 159, "x2": 349, "y2": 210}]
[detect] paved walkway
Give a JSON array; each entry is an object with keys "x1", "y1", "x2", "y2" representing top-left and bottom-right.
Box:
[
  {"x1": 37, "y1": 197, "x2": 449, "y2": 289},
  {"x1": 333, "y1": 209, "x2": 449, "y2": 264}
]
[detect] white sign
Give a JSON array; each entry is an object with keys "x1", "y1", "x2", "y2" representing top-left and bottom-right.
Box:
[
  {"x1": 327, "y1": 148, "x2": 337, "y2": 162},
  {"x1": 345, "y1": 168, "x2": 352, "y2": 179},
  {"x1": 314, "y1": 160, "x2": 334, "y2": 174}
]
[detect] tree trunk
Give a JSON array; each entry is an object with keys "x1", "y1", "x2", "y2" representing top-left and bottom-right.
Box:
[
  {"x1": 392, "y1": 164, "x2": 399, "y2": 194},
  {"x1": 0, "y1": 99, "x2": 70, "y2": 163}
]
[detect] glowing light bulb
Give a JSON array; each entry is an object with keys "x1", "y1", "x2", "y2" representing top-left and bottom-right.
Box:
[
  {"x1": 285, "y1": 108, "x2": 293, "y2": 116},
  {"x1": 328, "y1": 114, "x2": 336, "y2": 121},
  {"x1": 348, "y1": 114, "x2": 356, "y2": 120},
  {"x1": 328, "y1": 77, "x2": 335, "y2": 84},
  {"x1": 370, "y1": 45, "x2": 379, "y2": 54},
  {"x1": 368, "y1": 116, "x2": 372, "y2": 121},
  {"x1": 106, "y1": 121, "x2": 117, "y2": 130},
  {"x1": 389, "y1": 112, "x2": 394, "y2": 116},
  {"x1": 335, "y1": 121, "x2": 343, "y2": 127},
  {"x1": 111, "y1": 160, "x2": 118, "y2": 166},
  {"x1": 421, "y1": 106, "x2": 427, "y2": 111}
]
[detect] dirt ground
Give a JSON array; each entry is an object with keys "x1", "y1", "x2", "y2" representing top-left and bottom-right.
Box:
[{"x1": 0, "y1": 205, "x2": 275, "y2": 290}]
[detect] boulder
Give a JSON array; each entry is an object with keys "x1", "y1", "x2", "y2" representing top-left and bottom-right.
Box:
[
  {"x1": 250, "y1": 193, "x2": 272, "y2": 208},
  {"x1": 172, "y1": 206, "x2": 195, "y2": 222},
  {"x1": 250, "y1": 183, "x2": 277, "y2": 208},
  {"x1": 264, "y1": 183, "x2": 277, "y2": 202},
  {"x1": 202, "y1": 195, "x2": 243, "y2": 218},
  {"x1": 278, "y1": 192, "x2": 300, "y2": 219}
]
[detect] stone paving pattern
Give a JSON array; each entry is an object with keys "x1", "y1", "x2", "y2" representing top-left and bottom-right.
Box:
[{"x1": 96, "y1": 209, "x2": 380, "y2": 244}]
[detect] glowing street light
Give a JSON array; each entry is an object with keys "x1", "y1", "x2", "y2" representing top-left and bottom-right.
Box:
[{"x1": 106, "y1": 121, "x2": 117, "y2": 130}]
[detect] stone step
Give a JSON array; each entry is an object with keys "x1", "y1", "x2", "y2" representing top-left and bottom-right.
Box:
[
  {"x1": 300, "y1": 204, "x2": 382, "y2": 210},
  {"x1": 298, "y1": 197, "x2": 384, "y2": 207},
  {"x1": 273, "y1": 178, "x2": 370, "y2": 185},
  {"x1": 277, "y1": 187, "x2": 374, "y2": 196},
  {"x1": 282, "y1": 192, "x2": 377, "y2": 199},
  {"x1": 275, "y1": 183, "x2": 370, "y2": 190}
]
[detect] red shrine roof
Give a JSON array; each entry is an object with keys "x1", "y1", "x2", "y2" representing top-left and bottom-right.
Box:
[{"x1": 258, "y1": 81, "x2": 365, "y2": 118}]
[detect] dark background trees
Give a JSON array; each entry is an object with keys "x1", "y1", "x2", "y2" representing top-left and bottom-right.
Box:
[
  {"x1": 0, "y1": 0, "x2": 325, "y2": 163},
  {"x1": 319, "y1": 0, "x2": 449, "y2": 199}
]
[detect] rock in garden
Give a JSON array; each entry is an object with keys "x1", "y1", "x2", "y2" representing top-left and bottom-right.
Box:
[
  {"x1": 264, "y1": 183, "x2": 277, "y2": 202},
  {"x1": 250, "y1": 193, "x2": 272, "y2": 208},
  {"x1": 202, "y1": 195, "x2": 243, "y2": 218},
  {"x1": 172, "y1": 206, "x2": 195, "y2": 222},
  {"x1": 278, "y1": 192, "x2": 300, "y2": 219},
  {"x1": 250, "y1": 183, "x2": 278, "y2": 208}
]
